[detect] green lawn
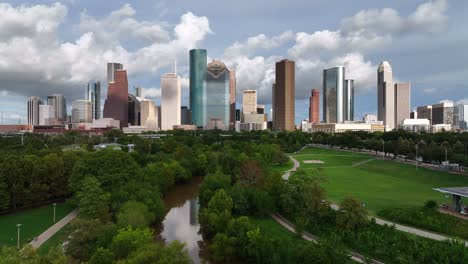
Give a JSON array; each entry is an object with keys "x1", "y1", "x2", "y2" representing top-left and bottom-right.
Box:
[
  {"x1": 268, "y1": 159, "x2": 294, "y2": 175},
  {"x1": 252, "y1": 218, "x2": 308, "y2": 247},
  {"x1": 292, "y1": 147, "x2": 468, "y2": 214},
  {"x1": 0, "y1": 203, "x2": 75, "y2": 248}
]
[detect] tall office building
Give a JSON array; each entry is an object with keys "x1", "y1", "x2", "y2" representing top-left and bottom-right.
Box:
[
  {"x1": 432, "y1": 102, "x2": 453, "y2": 125},
  {"x1": 189, "y1": 49, "x2": 207, "y2": 127},
  {"x1": 273, "y1": 59, "x2": 295, "y2": 131},
  {"x1": 394, "y1": 82, "x2": 410, "y2": 127},
  {"x1": 309, "y1": 89, "x2": 320, "y2": 123},
  {"x1": 39, "y1": 105, "x2": 54, "y2": 125},
  {"x1": 71, "y1": 100, "x2": 92, "y2": 124},
  {"x1": 27, "y1": 96, "x2": 42, "y2": 126},
  {"x1": 161, "y1": 73, "x2": 181, "y2": 130},
  {"x1": 229, "y1": 70, "x2": 236, "y2": 128},
  {"x1": 205, "y1": 59, "x2": 231, "y2": 129},
  {"x1": 128, "y1": 94, "x2": 141, "y2": 126},
  {"x1": 103, "y1": 65, "x2": 129, "y2": 128},
  {"x1": 86, "y1": 81, "x2": 101, "y2": 120},
  {"x1": 271, "y1": 83, "x2": 276, "y2": 122},
  {"x1": 107, "y1": 63, "x2": 123, "y2": 83},
  {"x1": 323, "y1": 66, "x2": 345, "y2": 123},
  {"x1": 135, "y1": 86, "x2": 142, "y2": 98},
  {"x1": 377, "y1": 61, "x2": 395, "y2": 129},
  {"x1": 47, "y1": 94, "x2": 67, "y2": 122},
  {"x1": 140, "y1": 99, "x2": 158, "y2": 130},
  {"x1": 454, "y1": 104, "x2": 468, "y2": 130},
  {"x1": 344, "y1": 79, "x2": 354, "y2": 121},
  {"x1": 181, "y1": 106, "x2": 191, "y2": 125},
  {"x1": 242, "y1": 90, "x2": 257, "y2": 114}
]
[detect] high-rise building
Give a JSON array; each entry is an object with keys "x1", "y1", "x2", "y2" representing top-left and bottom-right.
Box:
[
  {"x1": 394, "y1": 82, "x2": 410, "y2": 127},
  {"x1": 107, "y1": 63, "x2": 123, "y2": 83},
  {"x1": 71, "y1": 100, "x2": 92, "y2": 124},
  {"x1": 323, "y1": 66, "x2": 345, "y2": 123},
  {"x1": 432, "y1": 102, "x2": 453, "y2": 125},
  {"x1": 205, "y1": 59, "x2": 231, "y2": 129},
  {"x1": 181, "y1": 106, "x2": 191, "y2": 125},
  {"x1": 39, "y1": 104, "x2": 54, "y2": 125},
  {"x1": 229, "y1": 69, "x2": 236, "y2": 128},
  {"x1": 271, "y1": 83, "x2": 276, "y2": 122},
  {"x1": 47, "y1": 94, "x2": 67, "y2": 123},
  {"x1": 257, "y1": 105, "x2": 265, "y2": 114},
  {"x1": 140, "y1": 99, "x2": 158, "y2": 130},
  {"x1": 377, "y1": 61, "x2": 395, "y2": 129},
  {"x1": 103, "y1": 66, "x2": 129, "y2": 128},
  {"x1": 189, "y1": 49, "x2": 207, "y2": 127},
  {"x1": 454, "y1": 104, "x2": 468, "y2": 130},
  {"x1": 344, "y1": 79, "x2": 354, "y2": 121},
  {"x1": 128, "y1": 94, "x2": 141, "y2": 126},
  {"x1": 273, "y1": 59, "x2": 295, "y2": 131},
  {"x1": 242, "y1": 90, "x2": 257, "y2": 114},
  {"x1": 87, "y1": 81, "x2": 101, "y2": 120},
  {"x1": 309, "y1": 89, "x2": 320, "y2": 123},
  {"x1": 161, "y1": 73, "x2": 181, "y2": 130},
  {"x1": 135, "y1": 86, "x2": 142, "y2": 98},
  {"x1": 417, "y1": 105, "x2": 432, "y2": 124},
  {"x1": 27, "y1": 96, "x2": 42, "y2": 126}
]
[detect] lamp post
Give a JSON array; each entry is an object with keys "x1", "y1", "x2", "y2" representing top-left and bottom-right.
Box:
[
  {"x1": 16, "y1": 224, "x2": 21, "y2": 249},
  {"x1": 53, "y1": 203, "x2": 57, "y2": 223}
]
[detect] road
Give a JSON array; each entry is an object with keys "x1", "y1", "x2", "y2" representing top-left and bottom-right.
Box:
[
  {"x1": 286, "y1": 151, "x2": 468, "y2": 247},
  {"x1": 29, "y1": 209, "x2": 77, "y2": 249}
]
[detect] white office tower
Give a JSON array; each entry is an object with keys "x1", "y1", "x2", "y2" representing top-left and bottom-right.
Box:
[
  {"x1": 140, "y1": 99, "x2": 159, "y2": 130},
  {"x1": 71, "y1": 100, "x2": 92, "y2": 124},
  {"x1": 39, "y1": 105, "x2": 54, "y2": 125},
  {"x1": 27, "y1": 96, "x2": 42, "y2": 126},
  {"x1": 161, "y1": 73, "x2": 181, "y2": 131},
  {"x1": 242, "y1": 90, "x2": 257, "y2": 114}
]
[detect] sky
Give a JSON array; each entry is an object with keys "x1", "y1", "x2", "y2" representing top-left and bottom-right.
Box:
[{"x1": 0, "y1": 0, "x2": 467, "y2": 125}]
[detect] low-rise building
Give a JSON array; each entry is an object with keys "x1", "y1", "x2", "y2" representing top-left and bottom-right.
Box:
[
  {"x1": 432, "y1": 124, "x2": 451, "y2": 133},
  {"x1": 399, "y1": 118, "x2": 430, "y2": 133},
  {"x1": 310, "y1": 123, "x2": 385, "y2": 133}
]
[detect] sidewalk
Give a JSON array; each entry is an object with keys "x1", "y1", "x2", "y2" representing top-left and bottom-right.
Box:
[{"x1": 29, "y1": 209, "x2": 77, "y2": 249}]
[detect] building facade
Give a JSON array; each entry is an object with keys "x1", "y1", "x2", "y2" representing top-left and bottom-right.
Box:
[
  {"x1": 107, "y1": 63, "x2": 123, "y2": 83},
  {"x1": 311, "y1": 123, "x2": 385, "y2": 133},
  {"x1": 205, "y1": 59, "x2": 231, "y2": 129},
  {"x1": 47, "y1": 94, "x2": 67, "y2": 123},
  {"x1": 140, "y1": 99, "x2": 158, "y2": 130},
  {"x1": 181, "y1": 106, "x2": 191, "y2": 125},
  {"x1": 323, "y1": 66, "x2": 345, "y2": 123},
  {"x1": 71, "y1": 100, "x2": 92, "y2": 124},
  {"x1": 454, "y1": 104, "x2": 468, "y2": 130},
  {"x1": 309, "y1": 89, "x2": 320, "y2": 123},
  {"x1": 128, "y1": 94, "x2": 141, "y2": 126},
  {"x1": 161, "y1": 73, "x2": 181, "y2": 130},
  {"x1": 87, "y1": 81, "x2": 101, "y2": 120},
  {"x1": 274, "y1": 59, "x2": 295, "y2": 131},
  {"x1": 229, "y1": 69, "x2": 236, "y2": 129},
  {"x1": 377, "y1": 61, "x2": 395, "y2": 130},
  {"x1": 432, "y1": 102, "x2": 454, "y2": 125},
  {"x1": 242, "y1": 90, "x2": 257, "y2": 114},
  {"x1": 394, "y1": 82, "x2": 410, "y2": 127},
  {"x1": 103, "y1": 68, "x2": 129, "y2": 127},
  {"x1": 27, "y1": 96, "x2": 42, "y2": 126},
  {"x1": 344, "y1": 79, "x2": 354, "y2": 121},
  {"x1": 189, "y1": 49, "x2": 207, "y2": 127},
  {"x1": 39, "y1": 105, "x2": 54, "y2": 126}
]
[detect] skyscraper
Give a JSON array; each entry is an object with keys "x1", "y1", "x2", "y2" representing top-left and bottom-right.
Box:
[
  {"x1": 205, "y1": 59, "x2": 231, "y2": 129},
  {"x1": 189, "y1": 49, "x2": 207, "y2": 127},
  {"x1": 103, "y1": 65, "x2": 129, "y2": 128},
  {"x1": 344, "y1": 79, "x2": 354, "y2": 121},
  {"x1": 107, "y1": 63, "x2": 123, "y2": 83},
  {"x1": 140, "y1": 99, "x2": 158, "y2": 130},
  {"x1": 181, "y1": 106, "x2": 191, "y2": 125},
  {"x1": 394, "y1": 82, "x2": 410, "y2": 127},
  {"x1": 161, "y1": 73, "x2": 181, "y2": 130},
  {"x1": 27, "y1": 96, "x2": 42, "y2": 126},
  {"x1": 47, "y1": 94, "x2": 67, "y2": 123},
  {"x1": 377, "y1": 61, "x2": 395, "y2": 129},
  {"x1": 242, "y1": 90, "x2": 257, "y2": 114},
  {"x1": 39, "y1": 105, "x2": 54, "y2": 125},
  {"x1": 135, "y1": 86, "x2": 142, "y2": 97},
  {"x1": 309, "y1": 89, "x2": 319, "y2": 123},
  {"x1": 71, "y1": 100, "x2": 92, "y2": 124},
  {"x1": 87, "y1": 81, "x2": 101, "y2": 120},
  {"x1": 271, "y1": 83, "x2": 276, "y2": 122},
  {"x1": 323, "y1": 66, "x2": 345, "y2": 123},
  {"x1": 274, "y1": 59, "x2": 295, "y2": 131},
  {"x1": 128, "y1": 94, "x2": 141, "y2": 126},
  {"x1": 229, "y1": 69, "x2": 236, "y2": 128}
]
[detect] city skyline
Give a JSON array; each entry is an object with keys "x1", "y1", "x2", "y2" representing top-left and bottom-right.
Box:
[{"x1": 0, "y1": 0, "x2": 467, "y2": 125}]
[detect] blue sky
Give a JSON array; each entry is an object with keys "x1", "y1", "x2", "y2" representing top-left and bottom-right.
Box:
[{"x1": 0, "y1": 0, "x2": 467, "y2": 124}]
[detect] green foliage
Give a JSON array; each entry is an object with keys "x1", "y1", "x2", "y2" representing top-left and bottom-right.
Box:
[
  {"x1": 199, "y1": 189, "x2": 233, "y2": 238},
  {"x1": 117, "y1": 201, "x2": 155, "y2": 228},
  {"x1": 199, "y1": 171, "x2": 231, "y2": 207},
  {"x1": 0, "y1": 244, "x2": 68, "y2": 264},
  {"x1": 296, "y1": 233, "x2": 350, "y2": 264},
  {"x1": 424, "y1": 200, "x2": 438, "y2": 209},
  {"x1": 89, "y1": 248, "x2": 114, "y2": 264},
  {"x1": 76, "y1": 176, "x2": 111, "y2": 222},
  {"x1": 336, "y1": 197, "x2": 368, "y2": 230},
  {"x1": 110, "y1": 227, "x2": 154, "y2": 259}
]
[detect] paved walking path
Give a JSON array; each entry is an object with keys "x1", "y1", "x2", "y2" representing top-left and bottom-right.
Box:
[
  {"x1": 271, "y1": 213, "x2": 384, "y2": 264},
  {"x1": 29, "y1": 209, "x2": 77, "y2": 249},
  {"x1": 285, "y1": 148, "x2": 468, "y2": 247}
]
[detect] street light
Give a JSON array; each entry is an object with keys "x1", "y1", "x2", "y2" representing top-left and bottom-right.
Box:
[
  {"x1": 53, "y1": 203, "x2": 57, "y2": 223},
  {"x1": 16, "y1": 224, "x2": 21, "y2": 249}
]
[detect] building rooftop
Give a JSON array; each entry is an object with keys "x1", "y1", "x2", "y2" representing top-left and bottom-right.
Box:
[
  {"x1": 434, "y1": 187, "x2": 468, "y2": 198},
  {"x1": 378, "y1": 61, "x2": 392, "y2": 71}
]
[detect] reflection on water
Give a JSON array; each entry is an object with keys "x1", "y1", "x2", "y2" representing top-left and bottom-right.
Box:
[{"x1": 159, "y1": 176, "x2": 204, "y2": 263}]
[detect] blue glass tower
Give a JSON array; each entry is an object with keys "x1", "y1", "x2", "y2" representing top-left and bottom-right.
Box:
[{"x1": 189, "y1": 49, "x2": 207, "y2": 127}]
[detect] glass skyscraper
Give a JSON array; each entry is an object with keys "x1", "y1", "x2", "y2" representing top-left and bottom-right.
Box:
[
  {"x1": 204, "y1": 59, "x2": 230, "y2": 128},
  {"x1": 344, "y1": 79, "x2": 354, "y2": 121},
  {"x1": 87, "y1": 81, "x2": 101, "y2": 120},
  {"x1": 189, "y1": 49, "x2": 207, "y2": 127},
  {"x1": 323, "y1": 66, "x2": 345, "y2": 123}
]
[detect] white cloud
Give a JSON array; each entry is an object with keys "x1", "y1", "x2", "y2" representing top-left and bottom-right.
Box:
[
  {"x1": 141, "y1": 88, "x2": 161, "y2": 98},
  {"x1": 224, "y1": 31, "x2": 293, "y2": 58},
  {"x1": 408, "y1": 0, "x2": 448, "y2": 33}
]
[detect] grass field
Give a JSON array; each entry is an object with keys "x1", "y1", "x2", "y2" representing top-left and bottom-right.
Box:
[
  {"x1": 0, "y1": 203, "x2": 75, "y2": 248},
  {"x1": 291, "y1": 147, "x2": 468, "y2": 214}
]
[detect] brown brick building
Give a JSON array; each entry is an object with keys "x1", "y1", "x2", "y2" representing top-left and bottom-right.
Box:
[
  {"x1": 309, "y1": 89, "x2": 320, "y2": 123},
  {"x1": 273, "y1": 59, "x2": 295, "y2": 131}
]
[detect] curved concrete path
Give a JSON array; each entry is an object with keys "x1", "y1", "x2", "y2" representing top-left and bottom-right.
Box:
[
  {"x1": 29, "y1": 209, "x2": 77, "y2": 249},
  {"x1": 287, "y1": 150, "x2": 468, "y2": 247}
]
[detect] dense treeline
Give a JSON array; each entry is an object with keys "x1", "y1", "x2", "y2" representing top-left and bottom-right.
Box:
[{"x1": 311, "y1": 130, "x2": 468, "y2": 166}]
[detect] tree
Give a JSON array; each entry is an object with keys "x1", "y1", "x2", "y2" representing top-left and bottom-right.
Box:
[
  {"x1": 211, "y1": 233, "x2": 238, "y2": 261},
  {"x1": 89, "y1": 248, "x2": 114, "y2": 264},
  {"x1": 117, "y1": 201, "x2": 155, "y2": 228},
  {"x1": 110, "y1": 227, "x2": 154, "y2": 259},
  {"x1": 238, "y1": 160, "x2": 264, "y2": 187},
  {"x1": 297, "y1": 233, "x2": 350, "y2": 264},
  {"x1": 336, "y1": 197, "x2": 368, "y2": 230},
  {"x1": 0, "y1": 171, "x2": 9, "y2": 210},
  {"x1": 199, "y1": 189, "x2": 233, "y2": 238},
  {"x1": 76, "y1": 176, "x2": 111, "y2": 222}
]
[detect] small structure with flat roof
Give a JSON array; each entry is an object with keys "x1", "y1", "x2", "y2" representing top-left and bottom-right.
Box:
[{"x1": 434, "y1": 187, "x2": 468, "y2": 213}]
